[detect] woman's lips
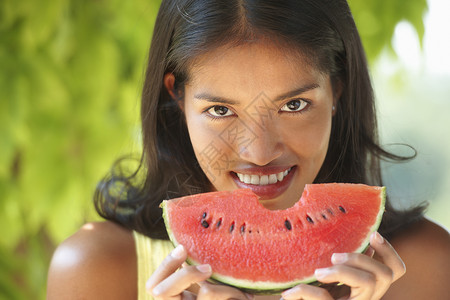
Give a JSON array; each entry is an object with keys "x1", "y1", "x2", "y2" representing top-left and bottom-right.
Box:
[{"x1": 231, "y1": 166, "x2": 296, "y2": 200}]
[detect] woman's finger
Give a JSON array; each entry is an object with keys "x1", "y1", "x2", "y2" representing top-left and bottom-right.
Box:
[
  {"x1": 369, "y1": 231, "x2": 406, "y2": 281},
  {"x1": 197, "y1": 281, "x2": 253, "y2": 300},
  {"x1": 151, "y1": 264, "x2": 212, "y2": 299},
  {"x1": 315, "y1": 233, "x2": 404, "y2": 300},
  {"x1": 330, "y1": 251, "x2": 394, "y2": 292},
  {"x1": 314, "y1": 264, "x2": 376, "y2": 299},
  {"x1": 282, "y1": 283, "x2": 334, "y2": 300},
  {"x1": 146, "y1": 244, "x2": 188, "y2": 292}
]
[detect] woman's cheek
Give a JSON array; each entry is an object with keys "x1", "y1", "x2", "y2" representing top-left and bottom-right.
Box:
[
  {"x1": 186, "y1": 118, "x2": 234, "y2": 184},
  {"x1": 281, "y1": 112, "x2": 331, "y2": 159}
]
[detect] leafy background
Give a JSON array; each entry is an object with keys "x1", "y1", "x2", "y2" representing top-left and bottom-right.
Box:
[{"x1": 1, "y1": 0, "x2": 447, "y2": 299}]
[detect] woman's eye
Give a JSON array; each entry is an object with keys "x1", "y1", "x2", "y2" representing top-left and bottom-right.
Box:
[
  {"x1": 280, "y1": 99, "x2": 309, "y2": 112},
  {"x1": 207, "y1": 106, "x2": 234, "y2": 117}
]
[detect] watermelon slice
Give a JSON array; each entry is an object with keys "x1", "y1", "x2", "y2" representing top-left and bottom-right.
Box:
[{"x1": 161, "y1": 183, "x2": 385, "y2": 294}]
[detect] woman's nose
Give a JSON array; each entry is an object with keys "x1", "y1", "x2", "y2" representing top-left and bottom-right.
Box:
[{"x1": 231, "y1": 118, "x2": 283, "y2": 166}]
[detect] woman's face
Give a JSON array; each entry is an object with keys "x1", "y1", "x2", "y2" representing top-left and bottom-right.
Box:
[{"x1": 180, "y1": 43, "x2": 337, "y2": 210}]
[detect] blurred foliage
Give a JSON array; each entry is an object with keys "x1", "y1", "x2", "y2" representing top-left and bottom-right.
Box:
[
  {"x1": 0, "y1": 0, "x2": 161, "y2": 298},
  {"x1": 349, "y1": 0, "x2": 428, "y2": 60},
  {"x1": 0, "y1": 0, "x2": 427, "y2": 299}
]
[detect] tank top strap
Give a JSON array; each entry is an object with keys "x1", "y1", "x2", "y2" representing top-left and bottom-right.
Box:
[{"x1": 133, "y1": 231, "x2": 173, "y2": 300}]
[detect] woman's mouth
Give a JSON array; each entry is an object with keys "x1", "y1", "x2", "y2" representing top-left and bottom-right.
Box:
[
  {"x1": 231, "y1": 166, "x2": 296, "y2": 200},
  {"x1": 234, "y1": 167, "x2": 293, "y2": 185}
]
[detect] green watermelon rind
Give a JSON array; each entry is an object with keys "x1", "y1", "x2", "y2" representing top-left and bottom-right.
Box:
[{"x1": 161, "y1": 186, "x2": 386, "y2": 295}]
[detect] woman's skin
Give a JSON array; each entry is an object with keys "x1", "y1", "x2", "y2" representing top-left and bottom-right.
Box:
[
  {"x1": 180, "y1": 42, "x2": 335, "y2": 211},
  {"x1": 47, "y1": 42, "x2": 450, "y2": 300}
]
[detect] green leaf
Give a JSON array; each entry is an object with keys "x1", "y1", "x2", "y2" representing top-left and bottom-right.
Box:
[{"x1": 348, "y1": 0, "x2": 428, "y2": 62}]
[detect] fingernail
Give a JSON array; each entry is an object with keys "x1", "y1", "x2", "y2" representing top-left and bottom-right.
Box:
[
  {"x1": 281, "y1": 286, "x2": 300, "y2": 298},
  {"x1": 372, "y1": 231, "x2": 384, "y2": 244},
  {"x1": 196, "y1": 264, "x2": 212, "y2": 273},
  {"x1": 314, "y1": 268, "x2": 331, "y2": 279},
  {"x1": 145, "y1": 277, "x2": 155, "y2": 291},
  {"x1": 331, "y1": 253, "x2": 347, "y2": 264},
  {"x1": 245, "y1": 293, "x2": 254, "y2": 300},
  {"x1": 150, "y1": 285, "x2": 161, "y2": 296},
  {"x1": 365, "y1": 246, "x2": 375, "y2": 258},
  {"x1": 145, "y1": 280, "x2": 152, "y2": 291},
  {"x1": 170, "y1": 244, "x2": 184, "y2": 259}
]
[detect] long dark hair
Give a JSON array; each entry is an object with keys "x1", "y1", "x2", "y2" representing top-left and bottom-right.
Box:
[{"x1": 95, "y1": 0, "x2": 425, "y2": 240}]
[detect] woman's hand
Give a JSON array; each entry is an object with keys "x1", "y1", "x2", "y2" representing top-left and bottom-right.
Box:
[
  {"x1": 146, "y1": 244, "x2": 253, "y2": 300},
  {"x1": 281, "y1": 232, "x2": 406, "y2": 300}
]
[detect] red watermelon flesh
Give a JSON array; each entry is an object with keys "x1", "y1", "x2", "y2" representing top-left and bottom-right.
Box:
[{"x1": 161, "y1": 183, "x2": 385, "y2": 293}]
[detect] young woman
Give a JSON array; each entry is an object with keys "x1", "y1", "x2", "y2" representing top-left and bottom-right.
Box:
[{"x1": 47, "y1": 0, "x2": 450, "y2": 299}]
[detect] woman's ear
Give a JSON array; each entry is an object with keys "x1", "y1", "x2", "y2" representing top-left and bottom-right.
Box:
[
  {"x1": 164, "y1": 73, "x2": 177, "y2": 99},
  {"x1": 164, "y1": 73, "x2": 184, "y2": 111}
]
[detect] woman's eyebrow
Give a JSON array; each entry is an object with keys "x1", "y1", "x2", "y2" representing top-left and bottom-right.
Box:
[
  {"x1": 193, "y1": 83, "x2": 320, "y2": 104},
  {"x1": 272, "y1": 83, "x2": 320, "y2": 102},
  {"x1": 193, "y1": 93, "x2": 238, "y2": 105}
]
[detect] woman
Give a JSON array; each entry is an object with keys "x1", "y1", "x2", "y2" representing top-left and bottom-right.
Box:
[{"x1": 47, "y1": 0, "x2": 450, "y2": 299}]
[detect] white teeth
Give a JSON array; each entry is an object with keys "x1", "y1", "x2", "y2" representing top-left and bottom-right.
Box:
[
  {"x1": 260, "y1": 175, "x2": 269, "y2": 185},
  {"x1": 235, "y1": 168, "x2": 292, "y2": 186},
  {"x1": 238, "y1": 173, "x2": 244, "y2": 181},
  {"x1": 276, "y1": 172, "x2": 284, "y2": 182},
  {"x1": 268, "y1": 174, "x2": 277, "y2": 184},
  {"x1": 250, "y1": 175, "x2": 259, "y2": 185},
  {"x1": 243, "y1": 174, "x2": 251, "y2": 184}
]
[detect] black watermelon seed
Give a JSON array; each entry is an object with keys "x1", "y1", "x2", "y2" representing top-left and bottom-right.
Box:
[
  {"x1": 216, "y1": 218, "x2": 222, "y2": 228},
  {"x1": 306, "y1": 216, "x2": 314, "y2": 224},
  {"x1": 327, "y1": 208, "x2": 334, "y2": 215},
  {"x1": 322, "y1": 214, "x2": 327, "y2": 220},
  {"x1": 339, "y1": 206, "x2": 346, "y2": 213},
  {"x1": 229, "y1": 222, "x2": 235, "y2": 233},
  {"x1": 202, "y1": 212, "x2": 207, "y2": 219},
  {"x1": 240, "y1": 223, "x2": 246, "y2": 233},
  {"x1": 201, "y1": 220, "x2": 209, "y2": 228},
  {"x1": 285, "y1": 219, "x2": 292, "y2": 230}
]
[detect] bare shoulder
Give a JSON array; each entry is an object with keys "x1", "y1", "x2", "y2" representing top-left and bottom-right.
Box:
[
  {"x1": 47, "y1": 221, "x2": 137, "y2": 300},
  {"x1": 390, "y1": 217, "x2": 449, "y2": 258},
  {"x1": 384, "y1": 218, "x2": 450, "y2": 299}
]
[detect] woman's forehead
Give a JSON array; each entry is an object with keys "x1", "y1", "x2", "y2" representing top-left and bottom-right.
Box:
[
  {"x1": 182, "y1": 42, "x2": 332, "y2": 106},
  {"x1": 186, "y1": 41, "x2": 324, "y2": 84}
]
